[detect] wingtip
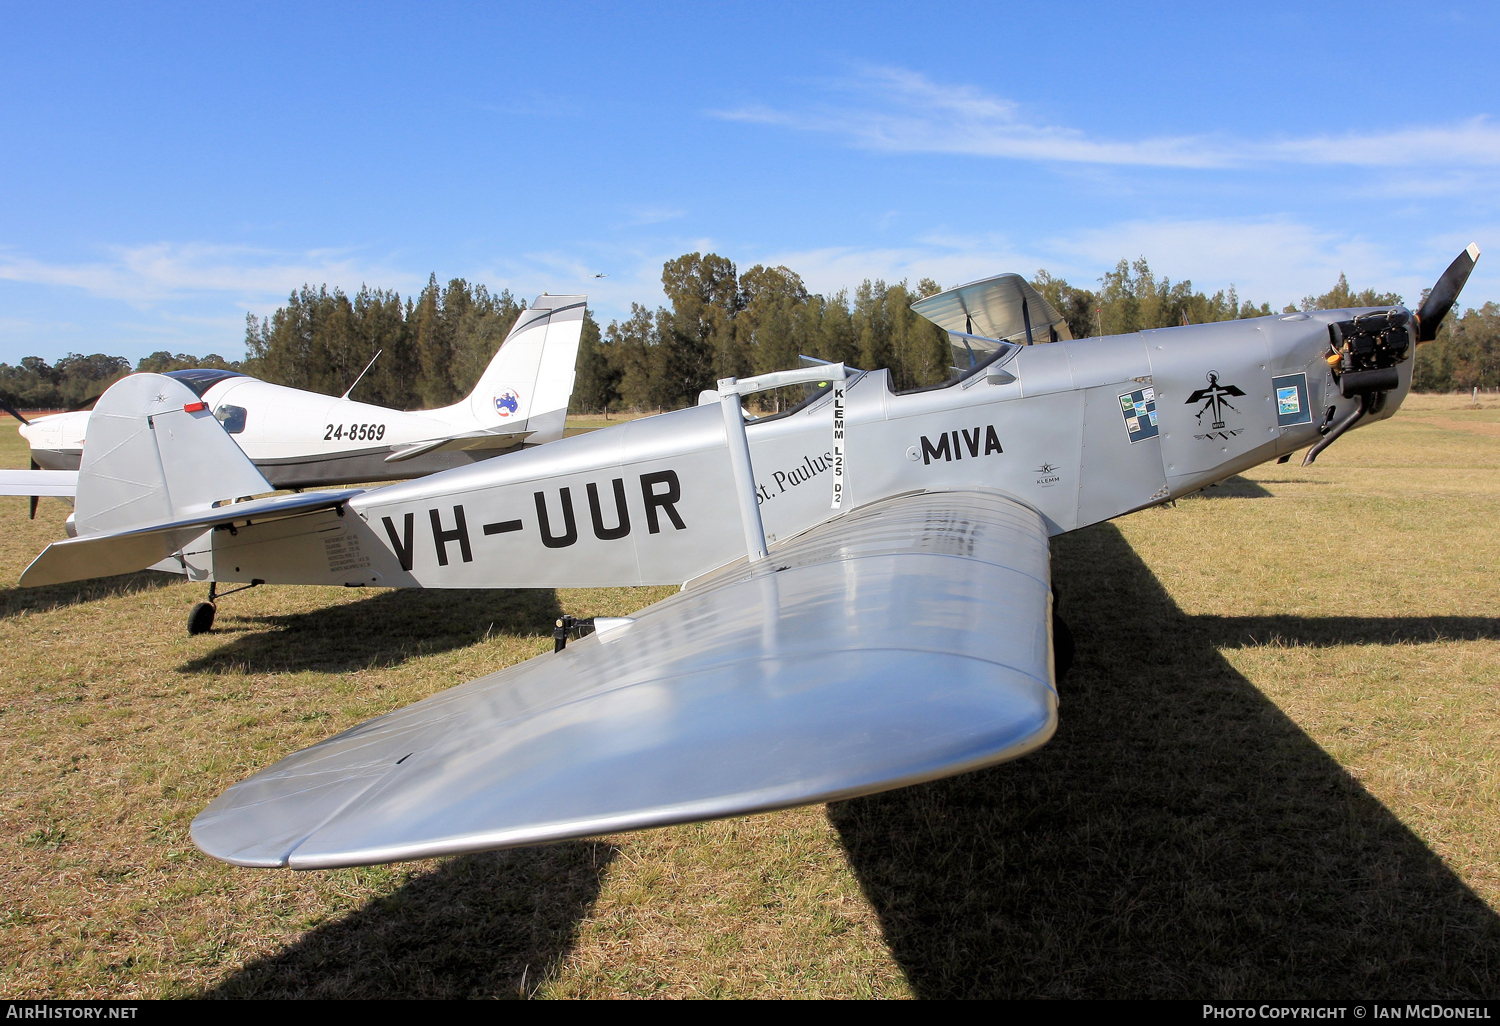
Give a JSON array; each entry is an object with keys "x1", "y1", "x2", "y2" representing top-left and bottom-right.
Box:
[{"x1": 1467, "y1": 242, "x2": 1481, "y2": 261}]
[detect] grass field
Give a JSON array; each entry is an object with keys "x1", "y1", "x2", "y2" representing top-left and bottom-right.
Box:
[{"x1": 1, "y1": 393, "x2": 1497, "y2": 999}]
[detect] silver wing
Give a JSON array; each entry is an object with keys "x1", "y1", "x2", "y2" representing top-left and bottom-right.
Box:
[{"x1": 191, "y1": 489, "x2": 1059, "y2": 870}]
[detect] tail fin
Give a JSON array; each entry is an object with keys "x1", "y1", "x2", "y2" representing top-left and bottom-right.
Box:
[
  {"x1": 22, "y1": 372, "x2": 365, "y2": 588},
  {"x1": 461, "y1": 295, "x2": 586, "y2": 442},
  {"x1": 74, "y1": 373, "x2": 272, "y2": 536}
]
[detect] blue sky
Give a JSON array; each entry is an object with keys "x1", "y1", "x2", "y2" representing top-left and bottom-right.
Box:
[{"x1": 2, "y1": 1, "x2": 1497, "y2": 363}]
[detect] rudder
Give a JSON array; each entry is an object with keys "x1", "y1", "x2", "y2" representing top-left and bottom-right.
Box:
[
  {"x1": 464, "y1": 295, "x2": 586, "y2": 440},
  {"x1": 75, "y1": 373, "x2": 273, "y2": 536}
]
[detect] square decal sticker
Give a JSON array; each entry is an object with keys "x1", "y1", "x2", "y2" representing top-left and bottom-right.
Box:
[
  {"x1": 1271, "y1": 373, "x2": 1312, "y2": 426},
  {"x1": 1119, "y1": 387, "x2": 1159, "y2": 442}
]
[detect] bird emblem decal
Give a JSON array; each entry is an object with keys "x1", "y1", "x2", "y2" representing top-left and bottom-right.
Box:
[{"x1": 1185, "y1": 371, "x2": 1245, "y2": 430}]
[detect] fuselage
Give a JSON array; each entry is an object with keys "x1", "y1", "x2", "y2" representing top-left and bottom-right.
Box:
[
  {"x1": 188, "y1": 307, "x2": 1402, "y2": 590},
  {"x1": 20, "y1": 293, "x2": 585, "y2": 489},
  {"x1": 21, "y1": 371, "x2": 538, "y2": 487}
]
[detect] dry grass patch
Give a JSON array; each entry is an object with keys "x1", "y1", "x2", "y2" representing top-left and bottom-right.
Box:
[{"x1": 0, "y1": 392, "x2": 1497, "y2": 998}]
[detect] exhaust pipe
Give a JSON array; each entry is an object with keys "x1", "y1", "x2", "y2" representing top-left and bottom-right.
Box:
[{"x1": 1303, "y1": 394, "x2": 1367, "y2": 466}]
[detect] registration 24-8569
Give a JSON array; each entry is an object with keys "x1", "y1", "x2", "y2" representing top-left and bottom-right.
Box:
[{"x1": 324, "y1": 423, "x2": 386, "y2": 442}]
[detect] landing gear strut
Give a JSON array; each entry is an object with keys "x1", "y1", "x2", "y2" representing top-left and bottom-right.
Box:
[
  {"x1": 187, "y1": 579, "x2": 263, "y2": 635},
  {"x1": 554, "y1": 615, "x2": 595, "y2": 651}
]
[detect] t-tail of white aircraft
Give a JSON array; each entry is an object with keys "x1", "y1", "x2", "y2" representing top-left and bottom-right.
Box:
[{"x1": 417, "y1": 295, "x2": 587, "y2": 445}]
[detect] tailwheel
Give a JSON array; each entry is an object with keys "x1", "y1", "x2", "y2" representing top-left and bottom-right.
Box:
[
  {"x1": 187, "y1": 601, "x2": 217, "y2": 635},
  {"x1": 186, "y1": 579, "x2": 262, "y2": 635},
  {"x1": 1052, "y1": 608, "x2": 1075, "y2": 681}
]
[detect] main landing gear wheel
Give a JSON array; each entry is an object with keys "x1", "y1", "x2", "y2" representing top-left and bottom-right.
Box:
[
  {"x1": 1052, "y1": 609, "x2": 1074, "y2": 681},
  {"x1": 187, "y1": 601, "x2": 217, "y2": 635}
]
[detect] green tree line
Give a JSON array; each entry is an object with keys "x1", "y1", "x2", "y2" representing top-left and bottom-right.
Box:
[
  {"x1": 0, "y1": 275, "x2": 527, "y2": 411},
  {"x1": 571, "y1": 257, "x2": 1492, "y2": 403},
  {"x1": 0, "y1": 353, "x2": 139, "y2": 410},
  {"x1": 570, "y1": 253, "x2": 1278, "y2": 413},
  {"x1": 1, "y1": 255, "x2": 1492, "y2": 411},
  {"x1": 1412, "y1": 304, "x2": 1500, "y2": 392},
  {"x1": 243, "y1": 275, "x2": 528, "y2": 409}
]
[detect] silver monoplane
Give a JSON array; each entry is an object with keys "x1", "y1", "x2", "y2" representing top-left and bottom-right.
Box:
[{"x1": 17, "y1": 245, "x2": 1480, "y2": 870}]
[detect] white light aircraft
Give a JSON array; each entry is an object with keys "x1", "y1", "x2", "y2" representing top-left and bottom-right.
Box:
[
  {"x1": 13, "y1": 247, "x2": 1479, "y2": 872},
  {"x1": 9, "y1": 294, "x2": 586, "y2": 494}
]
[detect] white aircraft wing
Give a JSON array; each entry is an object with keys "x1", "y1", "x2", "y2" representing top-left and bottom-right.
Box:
[
  {"x1": 191, "y1": 488, "x2": 1059, "y2": 869},
  {"x1": 0, "y1": 469, "x2": 77, "y2": 497}
]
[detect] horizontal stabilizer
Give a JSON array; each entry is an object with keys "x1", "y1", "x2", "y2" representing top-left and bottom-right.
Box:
[
  {"x1": 20, "y1": 489, "x2": 363, "y2": 587},
  {"x1": 383, "y1": 427, "x2": 532, "y2": 463},
  {"x1": 192, "y1": 489, "x2": 1058, "y2": 869},
  {"x1": 0, "y1": 469, "x2": 76, "y2": 497}
]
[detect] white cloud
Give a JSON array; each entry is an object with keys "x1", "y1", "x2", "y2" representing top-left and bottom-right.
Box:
[
  {"x1": 619, "y1": 206, "x2": 687, "y2": 228},
  {"x1": 715, "y1": 66, "x2": 1500, "y2": 171},
  {"x1": 758, "y1": 239, "x2": 1039, "y2": 298},
  {"x1": 473, "y1": 220, "x2": 1494, "y2": 326},
  {"x1": 1055, "y1": 220, "x2": 1394, "y2": 304},
  {"x1": 0, "y1": 237, "x2": 687, "y2": 340},
  {"x1": 4, "y1": 221, "x2": 1490, "y2": 365},
  {"x1": 1058, "y1": 221, "x2": 1500, "y2": 310},
  {"x1": 473, "y1": 244, "x2": 677, "y2": 321},
  {"x1": 0, "y1": 242, "x2": 412, "y2": 306},
  {"x1": 753, "y1": 219, "x2": 1496, "y2": 313}
]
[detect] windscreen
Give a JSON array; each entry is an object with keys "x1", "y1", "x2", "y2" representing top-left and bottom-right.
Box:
[{"x1": 164, "y1": 368, "x2": 246, "y2": 397}]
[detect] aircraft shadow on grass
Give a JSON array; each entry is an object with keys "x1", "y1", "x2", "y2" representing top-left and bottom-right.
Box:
[
  {"x1": 1209, "y1": 614, "x2": 1500, "y2": 648},
  {"x1": 1185, "y1": 474, "x2": 1274, "y2": 499},
  {"x1": 0, "y1": 570, "x2": 175, "y2": 622},
  {"x1": 829, "y1": 523, "x2": 1500, "y2": 999},
  {"x1": 180, "y1": 588, "x2": 564, "y2": 675},
  {"x1": 203, "y1": 841, "x2": 616, "y2": 999},
  {"x1": 194, "y1": 523, "x2": 1500, "y2": 999}
]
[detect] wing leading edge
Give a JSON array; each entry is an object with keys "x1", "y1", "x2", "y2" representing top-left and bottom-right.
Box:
[
  {"x1": 191, "y1": 489, "x2": 1059, "y2": 870},
  {"x1": 0, "y1": 469, "x2": 77, "y2": 497}
]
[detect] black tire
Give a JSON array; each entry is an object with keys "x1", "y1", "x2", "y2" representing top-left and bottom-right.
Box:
[
  {"x1": 187, "y1": 601, "x2": 216, "y2": 635},
  {"x1": 1052, "y1": 609, "x2": 1075, "y2": 681}
]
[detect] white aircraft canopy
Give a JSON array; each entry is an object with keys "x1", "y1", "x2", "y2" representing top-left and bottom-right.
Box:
[
  {"x1": 164, "y1": 367, "x2": 246, "y2": 397},
  {"x1": 912, "y1": 273, "x2": 1073, "y2": 348}
]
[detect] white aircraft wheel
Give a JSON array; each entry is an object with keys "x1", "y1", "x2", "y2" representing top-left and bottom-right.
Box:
[{"x1": 187, "y1": 602, "x2": 217, "y2": 636}]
